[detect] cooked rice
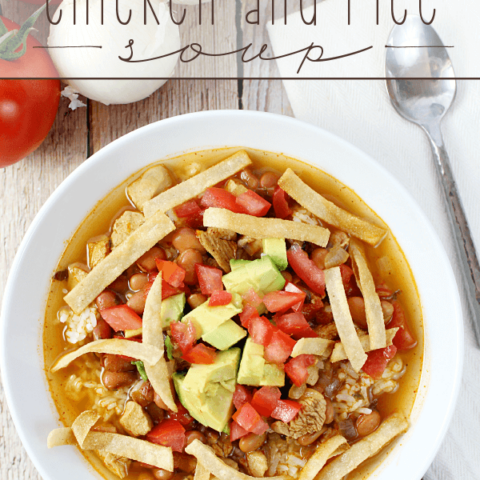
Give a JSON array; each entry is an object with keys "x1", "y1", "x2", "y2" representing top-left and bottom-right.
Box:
[{"x1": 58, "y1": 306, "x2": 98, "y2": 344}]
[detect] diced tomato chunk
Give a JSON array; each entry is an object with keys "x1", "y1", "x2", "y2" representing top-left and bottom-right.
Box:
[
  {"x1": 275, "y1": 312, "x2": 313, "y2": 336},
  {"x1": 144, "y1": 274, "x2": 180, "y2": 300},
  {"x1": 285, "y1": 354, "x2": 317, "y2": 387},
  {"x1": 208, "y1": 291, "x2": 232, "y2": 306},
  {"x1": 271, "y1": 400, "x2": 302, "y2": 423},
  {"x1": 287, "y1": 245, "x2": 326, "y2": 296},
  {"x1": 146, "y1": 418, "x2": 186, "y2": 452},
  {"x1": 242, "y1": 288, "x2": 264, "y2": 308},
  {"x1": 230, "y1": 420, "x2": 249, "y2": 442},
  {"x1": 170, "y1": 321, "x2": 196, "y2": 354},
  {"x1": 264, "y1": 330, "x2": 296, "y2": 364},
  {"x1": 100, "y1": 305, "x2": 142, "y2": 332},
  {"x1": 251, "y1": 387, "x2": 281, "y2": 417},
  {"x1": 168, "y1": 401, "x2": 194, "y2": 426},
  {"x1": 248, "y1": 316, "x2": 275, "y2": 346},
  {"x1": 195, "y1": 264, "x2": 224, "y2": 296},
  {"x1": 200, "y1": 188, "x2": 241, "y2": 213},
  {"x1": 273, "y1": 186, "x2": 292, "y2": 219},
  {"x1": 263, "y1": 291, "x2": 306, "y2": 313},
  {"x1": 156, "y1": 259, "x2": 186, "y2": 289},
  {"x1": 362, "y1": 345, "x2": 397, "y2": 380},
  {"x1": 340, "y1": 264, "x2": 354, "y2": 286},
  {"x1": 236, "y1": 190, "x2": 271, "y2": 217},
  {"x1": 175, "y1": 200, "x2": 202, "y2": 218},
  {"x1": 233, "y1": 384, "x2": 253, "y2": 410},
  {"x1": 340, "y1": 264, "x2": 359, "y2": 296},
  {"x1": 232, "y1": 403, "x2": 269, "y2": 435},
  {"x1": 239, "y1": 305, "x2": 260, "y2": 329},
  {"x1": 182, "y1": 344, "x2": 217, "y2": 364},
  {"x1": 388, "y1": 301, "x2": 417, "y2": 350},
  {"x1": 284, "y1": 282, "x2": 306, "y2": 312}
]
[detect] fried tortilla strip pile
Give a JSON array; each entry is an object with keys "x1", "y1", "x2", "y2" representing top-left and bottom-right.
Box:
[
  {"x1": 291, "y1": 337, "x2": 334, "y2": 358},
  {"x1": 51, "y1": 339, "x2": 162, "y2": 372},
  {"x1": 316, "y1": 413, "x2": 409, "y2": 480},
  {"x1": 143, "y1": 274, "x2": 177, "y2": 412},
  {"x1": 144, "y1": 151, "x2": 252, "y2": 217},
  {"x1": 330, "y1": 328, "x2": 399, "y2": 363},
  {"x1": 278, "y1": 169, "x2": 387, "y2": 246},
  {"x1": 203, "y1": 208, "x2": 330, "y2": 247},
  {"x1": 324, "y1": 267, "x2": 367, "y2": 372},
  {"x1": 194, "y1": 462, "x2": 211, "y2": 480},
  {"x1": 72, "y1": 410, "x2": 100, "y2": 446},
  {"x1": 350, "y1": 239, "x2": 386, "y2": 350},
  {"x1": 65, "y1": 211, "x2": 175, "y2": 314}
]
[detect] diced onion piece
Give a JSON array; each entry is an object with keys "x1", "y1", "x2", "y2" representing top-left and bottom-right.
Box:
[
  {"x1": 291, "y1": 338, "x2": 334, "y2": 358},
  {"x1": 324, "y1": 245, "x2": 349, "y2": 269},
  {"x1": 278, "y1": 169, "x2": 386, "y2": 246}
]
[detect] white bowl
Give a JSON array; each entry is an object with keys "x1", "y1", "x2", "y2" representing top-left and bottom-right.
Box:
[{"x1": 1, "y1": 110, "x2": 463, "y2": 480}]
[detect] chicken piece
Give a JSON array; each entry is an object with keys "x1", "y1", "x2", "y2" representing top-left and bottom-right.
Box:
[
  {"x1": 197, "y1": 230, "x2": 237, "y2": 273},
  {"x1": 208, "y1": 432, "x2": 233, "y2": 457},
  {"x1": 225, "y1": 179, "x2": 248, "y2": 197},
  {"x1": 87, "y1": 235, "x2": 111, "y2": 269},
  {"x1": 238, "y1": 235, "x2": 263, "y2": 258},
  {"x1": 315, "y1": 322, "x2": 339, "y2": 341},
  {"x1": 111, "y1": 211, "x2": 145, "y2": 249},
  {"x1": 247, "y1": 452, "x2": 268, "y2": 478},
  {"x1": 127, "y1": 165, "x2": 173, "y2": 212},
  {"x1": 271, "y1": 389, "x2": 326, "y2": 439},
  {"x1": 306, "y1": 359, "x2": 324, "y2": 386},
  {"x1": 207, "y1": 227, "x2": 237, "y2": 242},
  {"x1": 67, "y1": 264, "x2": 88, "y2": 290},
  {"x1": 97, "y1": 451, "x2": 131, "y2": 479},
  {"x1": 330, "y1": 230, "x2": 350, "y2": 249},
  {"x1": 119, "y1": 401, "x2": 153, "y2": 437}
]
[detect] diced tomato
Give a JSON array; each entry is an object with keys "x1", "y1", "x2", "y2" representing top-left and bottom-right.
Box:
[
  {"x1": 239, "y1": 305, "x2": 260, "y2": 329},
  {"x1": 100, "y1": 305, "x2": 142, "y2": 332},
  {"x1": 264, "y1": 330, "x2": 296, "y2": 364},
  {"x1": 232, "y1": 403, "x2": 269, "y2": 435},
  {"x1": 144, "y1": 274, "x2": 180, "y2": 300},
  {"x1": 233, "y1": 384, "x2": 253, "y2": 410},
  {"x1": 340, "y1": 264, "x2": 359, "y2": 296},
  {"x1": 275, "y1": 312, "x2": 315, "y2": 337},
  {"x1": 362, "y1": 345, "x2": 398, "y2": 380},
  {"x1": 170, "y1": 321, "x2": 196, "y2": 354},
  {"x1": 251, "y1": 387, "x2": 281, "y2": 417},
  {"x1": 242, "y1": 288, "x2": 264, "y2": 308},
  {"x1": 263, "y1": 291, "x2": 306, "y2": 313},
  {"x1": 285, "y1": 354, "x2": 317, "y2": 387},
  {"x1": 182, "y1": 343, "x2": 217, "y2": 364},
  {"x1": 271, "y1": 400, "x2": 302, "y2": 423},
  {"x1": 200, "y1": 187, "x2": 241, "y2": 213},
  {"x1": 195, "y1": 264, "x2": 224, "y2": 296},
  {"x1": 146, "y1": 418, "x2": 186, "y2": 452},
  {"x1": 301, "y1": 303, "x2": 324, "y2": 322},
  {"x1": 236, "y1": 190, "x2": 271, "y2": 217},
  {"x1": 168, "y1": 401, "x2": 194, "y2": 426},
  {"x1": 388, "y1": 301, "x2": 417, "y2": 350},
  {"x1": 208, "y1": 291, "x2": 232, "y2": 306},
  {"x1": 272, "y1": 186, "x2": 292, "y2": 219},
  {"x1": 230, "y1": 420, "x2": 249, "y2": 442},
  {"x1": 175, "y1": 200, "x2": 202, "y2": 218},
  {"x1": 284, "y1": 282, "x2": 306, "y2": 312},
  {"x1": 340, "y1": 264, "x2": 354, "y2": 286},
  {"x1": 156, "y1": 259, "x2": 186, "y2": 289},
  {"x1": 248, "y1": 316, "x2": 275, "y2": 346},
  {"x1": 287, "y1": 245, "x2": 326, "y2": 296}
]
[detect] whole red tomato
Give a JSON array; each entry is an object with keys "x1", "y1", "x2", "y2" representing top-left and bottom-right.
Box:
[{"x1": 0, "y1": 16, "x2": 61, "y2": 167}]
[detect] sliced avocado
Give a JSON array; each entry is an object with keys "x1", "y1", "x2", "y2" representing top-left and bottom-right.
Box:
[
  {"x1": 202, "y1": 320, "x2": 246, "y2": 350},
  {"x1": 223, "y1": 255, "x2": 285, "y2": 297},
  {"x1": 161, "y1": 293, "x2": 186, "y2": 328},
  {"x1": 179, "y1": 348, "x2": 241, "y2": 432},
  {"x1": 182, "y1": 293, "x2": 242, "y2": 339},
  {"x1": 262, "y1": 238, "x2": 288, "y2": 271},
  {"x1": 173, "y1": 373, "x2": 210, "y2": 426},
  {"x1": 237, "y1": 337, "x2": 285, "y2": 387},
  {"x1": 230, "y1": 259, "x2": 251, "y2": 272}
]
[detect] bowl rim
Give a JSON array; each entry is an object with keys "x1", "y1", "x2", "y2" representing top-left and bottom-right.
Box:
[{"x1": 1, "y1": 109, "x2": 464, "y2": 480}]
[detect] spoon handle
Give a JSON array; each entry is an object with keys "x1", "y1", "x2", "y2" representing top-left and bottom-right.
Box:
[{"x1": 424, "y1": 122, "x2": 480, "y2": 344}]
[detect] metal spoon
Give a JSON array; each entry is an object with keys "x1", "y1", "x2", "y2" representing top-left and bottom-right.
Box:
[{"x1": 385, "y1": 15, "x2": 480, "y2": 344}]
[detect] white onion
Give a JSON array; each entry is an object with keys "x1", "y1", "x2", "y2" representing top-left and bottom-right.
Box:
[{"x1": 48, "y1": 0, "x2": 180, "y2": 105}]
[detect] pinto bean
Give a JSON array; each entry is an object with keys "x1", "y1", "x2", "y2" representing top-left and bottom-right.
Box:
[
  {"x1": 146, "y1": 402, "x2": 165, "y2": 424},
  {"x1": 137, "y1": 246, "x2": 166, "y2": 272},
  {"x1": 154, "y1": 392, "x2": 169, "y2": 410},
  {"x1": 259, "y1": 171, "x2": 279, "y2": 189},
  {"x1": 108, "y1": 275, "x2": 129, "y2": 293},
  {"x1": 324, "y1": 398, "x2": 334, "y2": 424},
  {"x1": 153, "y1": 469, "x2": 174, "y2": 480},
  {"x1": 185, "y1": 430, "x2": 206, "y2": 447},
  {"x1": 239, "y1": 433, "x2": 266, "y2": 453},
  {"x1": 297, "y1": 431, "x2": 323, "y2": 446},
  {"x1": 93, "y1": 318, "x2": 113, "y2": 340},
  {"x1": 129, "y1": 273, "x2": 148, "y2": 292},
  {"x1": 281, "y1": 271, "x2": 293, "y2": 282},
  {"x1": 347, "y1": 297, "x2": 367, "y2": 329},
  {"x1": 187, "y1": 293, "x2": 207, "y2": 309},
  {"x1": 173, "y1": 453, "x2": 197, "y2": 473},
  {"x1": 177, "y1": 249, "x2": 203, "y2": 285},
  {"x1": 131, "y1": 380, "x2": 154, "y2": 407},
  {"x1": 137, "y1": 473, "x2": 155, "y2": 480},
  {"x1": 240, "y1": 168, "x2": 260, "y2": 190},
  {"x1": 311, "y1": 248, "x2": 328, "y2": 270},
  {"x1": 95, "y1": 291, "x2": 117, "y2": 311},
  {"x1": 381, "y1": 300, "x2": 394, "y2": 324},
  {"x1": 103, "y1": 354, "x2": 137, "y2": 372},
  {"x1": 127, "y1": 291, "x2": 146, "y2": 314},
  {"x1": 356, "y1": 410, "x2": 381, "y2": 437},
  {"x1": 172, "y1": 228, "x2": 206, "y2": 254},
  {"x1": 102, "y1": 371, "x2": 137, "y2": 390}
]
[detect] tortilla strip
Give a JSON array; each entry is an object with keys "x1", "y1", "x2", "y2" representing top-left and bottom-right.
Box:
[
  {"x1": 330, "y1": 328, "x2": 399, "y2": 363},
  {"x1": 203, "y1": 208, "x2": 330, "y2": 247},
  {"x1": 194, "y1": 462, "x2": 211, "y2": 480},
  {"x1": 291, "y1": 337, "x2": 334, "y2": 358},
  {"x1": 47, "y1": 427, "x2": 77, "y2": 448},
  {"x1": 72, "y1": 410, "x2": 100, "y2": 447},
  {"x1": 278, "y1": 169, "x2": 386, "y2": 246},
  {"x1": 185, "y1": 440, "x2": 289, "y2": 480},
  {"x1": 144, "y1": 151, "x2": 252, "y2": 218},
  {"x1": 324, "y1": 267, "x2": 367, "y2": 372},
  {"x1": 350, "y1": 240, "x2": 386, "y2": 350},
  {"x1": 65, "y1": 211, "x2": 175, "y2": 314},
  {"x1": 298, "y1": 435, "x2": 348, "y2": 480},
  {"x1": 51, "y1": 339, "x2": 162, "y2": 372},
  {"x1": 316, "y1": 413, "x2": 409, "y2": 480}
]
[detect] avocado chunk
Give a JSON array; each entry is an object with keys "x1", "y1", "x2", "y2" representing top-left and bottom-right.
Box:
[
  {"x1": 182, "y1": 293, "x2": 243, "y2": 339},
  {"x1": 223, "y1": 255, "x2": 286, "y2": 296},
  {"x1": 230, "y1": 259, "x2": 251, "y2": 272},
  {"x1": 202, "y1": 320, "x2": 246, "y2": 350},
  {"x1": 262, "y1": 238, "x2": 288, "y2": 271},
  {"x1": 161, "y1": 293, "x2": 186, "y2": 329},
  {"x1": 174, "y1": 348, "x2": 241, "y2": 432},
  {"x1": 237, "y1": 337, "x2": 285, "y2": 387}
]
